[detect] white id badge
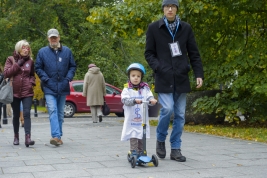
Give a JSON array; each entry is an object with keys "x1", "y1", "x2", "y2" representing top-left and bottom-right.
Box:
[{"x1": 169, "y1": 41, "x2": 182, "y2": 57}]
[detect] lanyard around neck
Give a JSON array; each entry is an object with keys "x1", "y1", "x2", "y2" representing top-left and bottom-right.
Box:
[{"x1": 164, "y1": 17, "x2": 180, "y2": 42}]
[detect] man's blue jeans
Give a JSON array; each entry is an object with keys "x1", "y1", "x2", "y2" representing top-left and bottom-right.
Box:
[
  {"x1": 45, "y1": 94, "x2": 66, "y2": 139},
  {"x1": 157, "y1": 92, "x2": 186, "y2": 149}
]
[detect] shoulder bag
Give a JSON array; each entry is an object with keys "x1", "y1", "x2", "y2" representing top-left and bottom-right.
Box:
[
  {"x1": 0, "y1": 79, "x2": 13, "y2": 104},
  {"x1": 0, "y1": 56, "x2": 14, "y2": 104}
]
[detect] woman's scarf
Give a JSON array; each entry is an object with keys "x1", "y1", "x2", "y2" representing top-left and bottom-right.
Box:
[{"x1": 13, "y1": 50, "x2": 30, "y2": 62}]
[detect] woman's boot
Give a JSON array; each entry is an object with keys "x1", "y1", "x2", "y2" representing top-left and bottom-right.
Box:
[
  {"x1": 25, "y1": 134, "x2": 35, "y2": 147},
  {"x1": 13, "y1": 134, "x2": 19, "y2": 145}
]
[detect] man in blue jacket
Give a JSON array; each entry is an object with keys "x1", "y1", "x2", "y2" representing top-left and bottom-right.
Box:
[
  {"x1": 35, "y1": 28, "x2": 76, "y2": 146},
  {"x1": 145, "y1": 0, "x2": 204, "y2": 162}
]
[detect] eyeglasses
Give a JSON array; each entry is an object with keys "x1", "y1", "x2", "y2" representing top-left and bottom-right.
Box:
[
  {"x1": 22, "y1": 46, "x2": 30, "y2": 50},
  {"x1": 164, "y1": 4, "x2": 177, "y2": 10}
]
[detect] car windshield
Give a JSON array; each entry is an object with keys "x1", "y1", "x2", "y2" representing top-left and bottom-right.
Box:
[
  {"x1": 106, "y1": 85, "x2": 120, "y2": 94},
  {"x1": 72, "y1": 82, "x2": 120, "y2": 94},
  {"x1": 73, "y1": 83, "x2": 83, "y2": 92}
]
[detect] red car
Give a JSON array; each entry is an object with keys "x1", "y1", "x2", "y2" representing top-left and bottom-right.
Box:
[{"x1": 64, "y1": 80, "x2": 124, "y2": 117}]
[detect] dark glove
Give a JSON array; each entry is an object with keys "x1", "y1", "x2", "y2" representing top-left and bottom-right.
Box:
[{"x1": 17, "y1": 59, "x2": 25, "y2": 66}]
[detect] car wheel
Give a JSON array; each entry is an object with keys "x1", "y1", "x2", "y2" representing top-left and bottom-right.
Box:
[
  {"x1": 64, "y1": 102, "x2": 75, "y2": 118},
  {"x1": 115, "y1": 111, "x2": 124, "y2": 117}
]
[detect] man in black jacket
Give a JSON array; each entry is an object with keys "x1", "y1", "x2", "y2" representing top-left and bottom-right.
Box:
[{"x1": 145, "y1": 0, "x2": 204, "y2": 162}]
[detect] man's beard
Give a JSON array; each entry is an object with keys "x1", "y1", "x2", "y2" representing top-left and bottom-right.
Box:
[{"x1": 50, "y1": 42, "x2": 58, "y2": 48}]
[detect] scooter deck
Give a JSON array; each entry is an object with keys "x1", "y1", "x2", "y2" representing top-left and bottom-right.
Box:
[{"x1": 138, "y1": 156, "x2": 152, "y2": 163}]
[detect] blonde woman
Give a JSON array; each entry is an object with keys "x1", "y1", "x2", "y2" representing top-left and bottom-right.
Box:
[{"x1": 3, "y1": 40, "x2": 35, "y2": 147}]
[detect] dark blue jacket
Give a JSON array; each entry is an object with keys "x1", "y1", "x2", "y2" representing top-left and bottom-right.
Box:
[
  {"x1": 145, "y1": 18, "x2": 204, "y2": 93},
  {"x1": 35, "y1": 45, "x2": 76, "y2": 95}
]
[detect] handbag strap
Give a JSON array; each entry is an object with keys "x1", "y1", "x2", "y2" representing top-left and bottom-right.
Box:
[
  {"x1": 9, "y1": 78, "x2": 13, "y2": 87},
  {"x1": 10, "y1": 56, "x2": 15, "y2": 64},
  {"x1": 5, "y1": 56, "x2": 15, "y2": 86}
]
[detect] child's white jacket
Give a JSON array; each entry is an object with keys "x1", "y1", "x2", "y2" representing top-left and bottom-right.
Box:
[{"x1": 121, "y1": 85, "x2": 154, "y2": 141}]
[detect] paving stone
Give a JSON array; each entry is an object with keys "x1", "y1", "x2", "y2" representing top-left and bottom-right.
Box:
[{"x1": 0, "y1": 112, "x2": 266, "y2": 178}]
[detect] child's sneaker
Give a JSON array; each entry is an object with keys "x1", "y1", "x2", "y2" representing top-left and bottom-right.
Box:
[
  {"x1": 138, "y1": 150, "x2": 145, "y2": 158},
  {"x1": 130, "y1": 150, "x2": 137, "y2": 156}
]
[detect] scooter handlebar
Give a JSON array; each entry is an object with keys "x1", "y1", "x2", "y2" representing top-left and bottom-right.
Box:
[{"x1": 141, "y1": 100, "x2": 158, "y2": 105}]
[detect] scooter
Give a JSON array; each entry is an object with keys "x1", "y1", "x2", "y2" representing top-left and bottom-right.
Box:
[{"x1": 127, "y1": 100, "x2": 159, "y2": 168}]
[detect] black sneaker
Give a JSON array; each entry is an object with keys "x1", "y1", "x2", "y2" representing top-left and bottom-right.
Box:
[
  {"x1": 156, "y1": 140, "x2": 166, "y2": 158},
  {"x1": 170, "y1": 149, "x2": 186, "y2": 162},
  {"x1": 99, "y1": 115, "x2": 102, "y2": 122}
]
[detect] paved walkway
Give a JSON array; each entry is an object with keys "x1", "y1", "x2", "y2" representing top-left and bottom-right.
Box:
[{"x1": 0, "y1": 112, "x2": 266, "y2": 178}]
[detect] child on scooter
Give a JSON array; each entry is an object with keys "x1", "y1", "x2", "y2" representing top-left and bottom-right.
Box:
[{"x1": 121, "y1": 63, "x2": 157, "y2": 157}]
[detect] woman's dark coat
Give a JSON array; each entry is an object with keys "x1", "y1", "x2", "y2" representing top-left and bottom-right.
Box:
[{"x1": 4, "y1": 56, "x2": 35, "y2": 98}]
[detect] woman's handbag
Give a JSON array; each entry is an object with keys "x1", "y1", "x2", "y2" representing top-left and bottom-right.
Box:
[
  {"x1": 0, "y1": 79, "x2": 13, "y2": 104},
  {"x1": 102, "y1": 97, "x2": 110, "y2": 116},
  {"x1": 0, "y1": 56, "x2": 14, "y2": 104}
]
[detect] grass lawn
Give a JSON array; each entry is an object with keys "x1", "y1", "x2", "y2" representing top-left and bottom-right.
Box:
[
  {"x1": 32, "y1": 106, "x2": 47, "y2": 113},
  {"x1": 150, "y1": 120, "x2": 267, "y2": 143}
]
